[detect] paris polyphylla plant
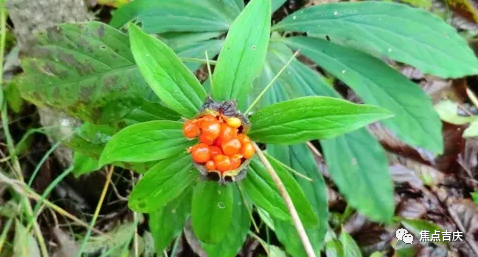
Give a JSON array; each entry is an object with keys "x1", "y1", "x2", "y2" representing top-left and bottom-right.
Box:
[{"x1": 98, "y1": 0, "x2": 393, "y2": 255}]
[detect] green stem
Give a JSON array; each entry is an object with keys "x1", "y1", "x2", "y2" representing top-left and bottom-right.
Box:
[
  {"x1": 180, "y1": 57, "x2": 217, "y2": 65},
  {"x1": 205, "y1": 51, "x2": 214, "y2": 91},
  {"x1": 0, "y1": 218, "x2": 13, "y2": 253},
  {"x1": 26, "y1": 166, "x2": 74, "y2": 231},
  {"x1": 75, "y1": 166, "x2": 114, "y2": 257},
  {"x1": 245, "y1": 50, "x2": 299, "y2": 114}
]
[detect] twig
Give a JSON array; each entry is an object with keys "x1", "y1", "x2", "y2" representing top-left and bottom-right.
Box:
[
  {"x1": 0, "y1": 172, "x2": 105, "y2": 235},
  {"x1": 306, "y1": 142, "x2": 322, "y2": 157},
  {"x1": 109, "y1": 177, "x2": 128, "y2": 202},
  {"x1": 466, "y1": 87, "x2": 478, "y2": 109},
  {"x1": 448, "y1": 206, "x2": 478, "y2": 256},
  {"x1": 75, "y1": 166, "x2": 115, "y2": 257},
  {"x1": 252, "y1": 142, "x2": 316, "y2": 257},
  {"x1": 247, "y1": 231, "x2": 270, "y2": 256}
]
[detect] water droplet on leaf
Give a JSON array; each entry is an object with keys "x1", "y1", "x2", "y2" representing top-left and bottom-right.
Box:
[
  {"x1": 388, "y1": 48, "x2": 392, "y2": 53},
  {"x1": 342, "y1": 70, "x2": 346, "y2": 74},
  {"x1": 293, "y1": 16, "x2": 297, "y2": 20},
  {"x1": 334, "y1": 11, "x2": 338, "y2": 15},
  {"x1": 218, "y1": 202, "x2": 226, "y2": 209},
  {"x1": 171, "y1": 209, "x2": 176, "y2": 214}
]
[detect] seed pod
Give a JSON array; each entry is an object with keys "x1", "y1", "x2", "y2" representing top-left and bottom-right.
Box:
[{"x1": 191, "y1": 96, "x2": 253, "y2": 184}]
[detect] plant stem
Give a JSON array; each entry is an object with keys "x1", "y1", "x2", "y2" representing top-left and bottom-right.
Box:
[
  {"x1": 0, "y1": 171, "x2": 105, "y2": 235},
  {"x1": 75, "y1": 166, "x2": 114, "y2": 257},
  {"x1": 205, "y1": 51, "x2": 214, "y2": 91},
  {"x1": 237, "y1": 183, "x2": 260, "y2": 233},
  {"x1": 252, "y1": 142, "x2": 316, "y2": 257},
  {"x1": 245, "y1": 50, "x2": 299, "y2": 114},
  {"x1": 26, "y1": 166, "x2": 74, "y2": 231},
  {"x1": 466, "y1": 87, "x2": 478, "y2": 109},
  {"x1": 0, "y1": 218, "x2": 13, "y2": 253},
  {"x1": 180, "y1": 57, "x2": 217, "y2": 65}
]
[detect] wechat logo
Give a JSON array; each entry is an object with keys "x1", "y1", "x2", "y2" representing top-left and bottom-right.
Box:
[{"x1": 396, "y1": 228, "x2": 413, "y2": 244}]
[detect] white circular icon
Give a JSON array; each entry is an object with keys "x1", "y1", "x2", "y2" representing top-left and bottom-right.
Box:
[
  {"x1": 402, "y1": 234, "x2": 414, "y2": 244},
  {"x1": 396, "y1": 228, "x2": 408, "y2": 240}
]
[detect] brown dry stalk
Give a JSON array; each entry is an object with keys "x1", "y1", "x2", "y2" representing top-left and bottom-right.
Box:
[
  {"x1": 0, "y1": 172, "x2": 105, "y2": 235},
  {"x1": 252, "y1": 142, "x2": 317, "y2": 257}
]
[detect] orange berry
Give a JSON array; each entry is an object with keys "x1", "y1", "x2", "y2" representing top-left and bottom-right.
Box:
[
  {"x1": 214, "y1": 155, "x2": 232, "y2": 172},
  {"x1": 191, "y1": 143, "x2": 210, "y2": 163},
  {"x1": 218, "y1": 123, "x2": 237, "y2": 144},
  {"x1": 221, "y1": 138, "x2": 242, "y2": 156},
  {"x1": 205, "y1": 160, "x2": 216, "y2": 171},
  {"x1": 201, "y1": 115, "x2": 217, "y2": 121},
  {"x1": 200, "y1": 120, "x2": 221, "y2": 140},
  {"x1": 196, "y1": 115, "x2": 216, "y2": 127},
  {"x1": 230, "y1": 154, "x2": 242, "y2": 169},
  {"x1": 199, "y1": 133, "x2": 215, "y2": 145},
  {"x1": 240, "y1": 143, "x2": 255, "y2": 159},
  {"x1": 237, "y1": 134, "x2": 251, "y2": 145},
  {"x1": 183, "y1": 120, "x2": 200, "y2": 138},
  {"x1": 226, "y1": 117, "x2": 242, "y2": 128},
  {"x1": 209, "y1": 146, "x2": 223, "y2": 157}
]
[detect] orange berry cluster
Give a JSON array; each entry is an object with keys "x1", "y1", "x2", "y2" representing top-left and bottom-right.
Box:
[{"x1": 183, "y1": 114, "x2": 255, "y2": 173}]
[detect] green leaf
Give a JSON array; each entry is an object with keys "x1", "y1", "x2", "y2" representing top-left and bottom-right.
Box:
[
  {"x1": 110, "y1": 0, "x2": 234, "y2": 33},
  {"x1": 435, "y1": 100, "x2": 476, "y2": 125},
  {"x1": 73, "y1": 151, "x2": 100, "y2": 177},
  {"x1": 369, "y1": 252, "x2": 385, "y2": 257},
  {"x1": 191, "y1": 181, "x2": 234, "y2": 244},
  {"x1": 268, "y1": 144, "x2": 328, "y2": 257},
  {"x1": 242, "y1": 157, "x2": 318, "y2": 227},
  {"x1": 202, "y1": 185, "x2": 251, "y2": 257},
  {"x1": 176, "y1": 39, "x2": 223, "y2": 72},
  {"x1": 472, "y1": 190, "x2": 478, "y2": 205},
  {"x1": 161, "y1": 31, "x2": 224, "y2": 49},
  {"x1": 212, "y1": 0, "x2": 271, "y2": 108},
  {"x1": 122, "y1": 101, "x2": 181, "y2": 126},
  {"x1": 242, "y1": 158, "x2": 289, "y2": 221},
  {"x1": 17, "y1": 22, "x2": 152, "y2": 123},
  {"x1": 257, "y1": 41, "x2": 394, "y2": 223},
  {"x1": 5, "y1": 81, "x2": 24, "y2": 113},
  {"x1": 464, "y1": 120, "x2": 478, "y2": 137},
  {"x1": 273, "y1": 2, "x2": 478, "y2": 78},
  {"x1": 100, "y1": 120, "x2": 193, "y2": 165},
  {"x1": 129, "y1": 24, "x2": 206, "y2": 118},
  {"x1": 128, "y1": 154, "x2": 198, "y2": 213},
  {"x1": 248, "y1": 96, "x2": 393, "y2": 144},
  {"x1": 401, "y1": 218, "x2": 445, "y2": 243},
  {"x1": 269, "y1": 245, "x2": 288, "y2": 257},
  {"x1": 150, "y1": 189, "x2": 192, "y2": 253},
  {"x1": 272, "y1": 0, "x2": 287, "y2": 12},
  {"x1": 13, "y1": 220, "x2": 41, "y2": 257},
  {"x1": 284, "y1": 36, "x2": 443, "y2": 154},
  {"x1": 325, "y1": 240, "x2": 345, "y2": 257},
  {"x1": 322, "y1": 129, "x2": 394, "y2": 223},
  {"x1": 339, "y1": 231, "x2": 362, "y2": 257},
  {"x1": 267, "y1": 155, "x2": 318, "y2": 227}
]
